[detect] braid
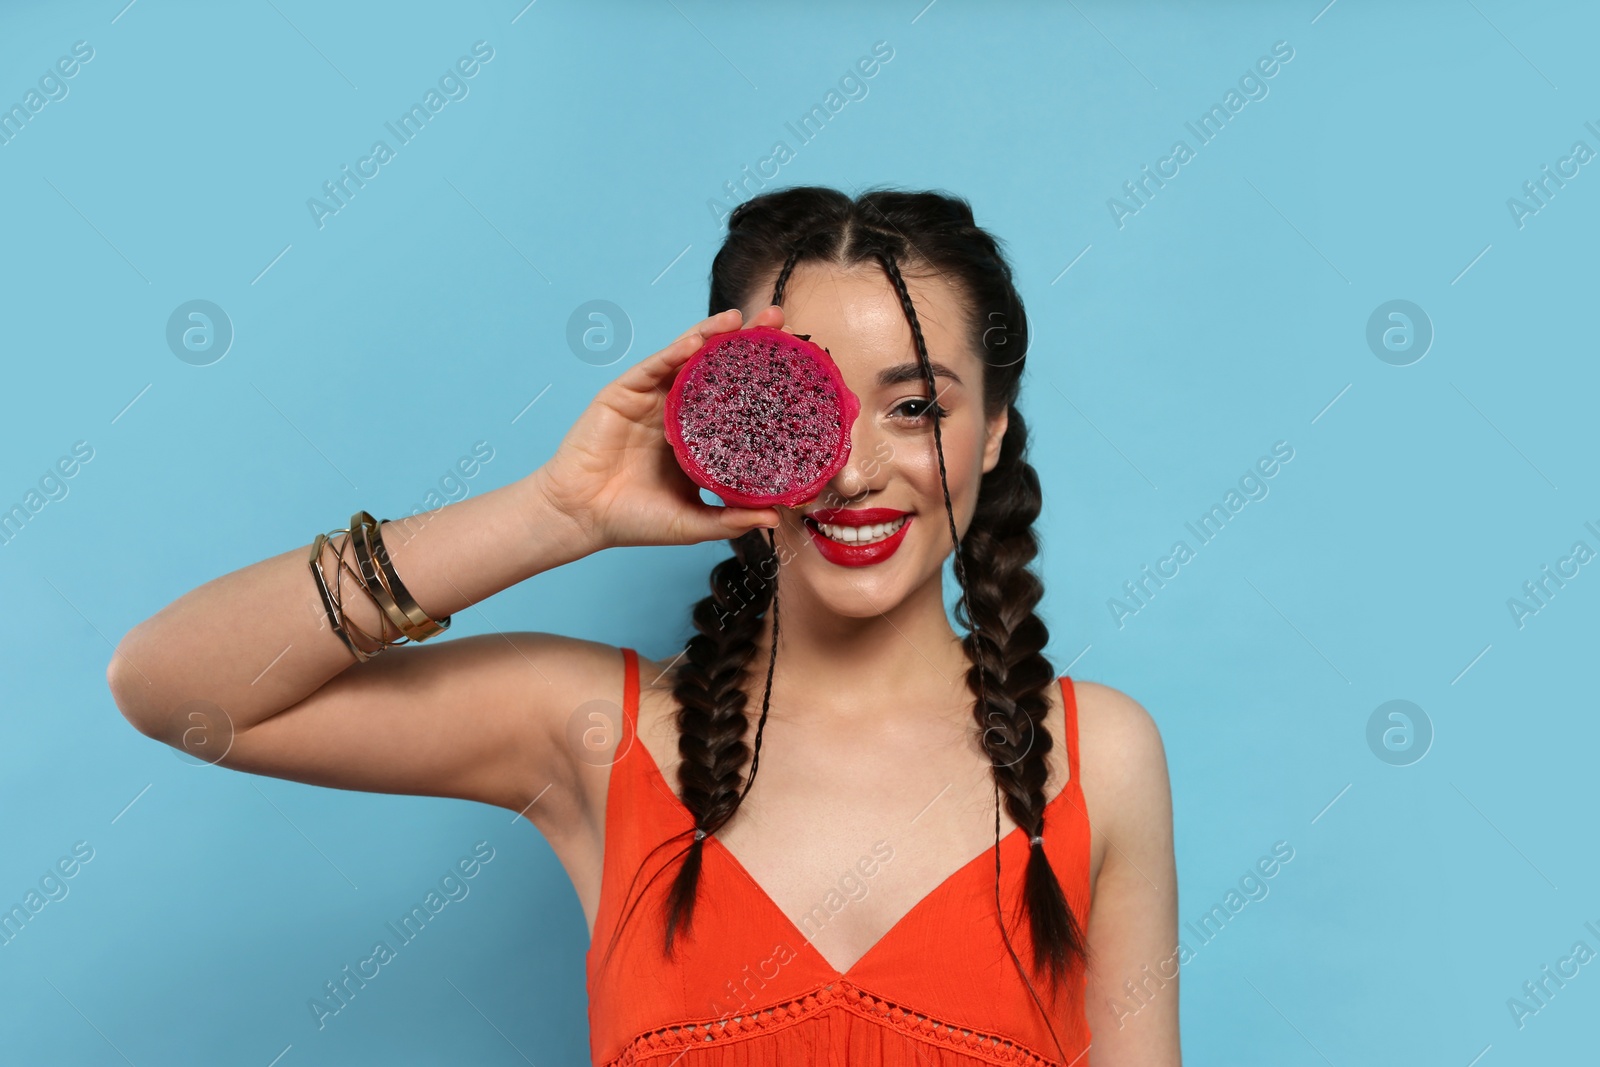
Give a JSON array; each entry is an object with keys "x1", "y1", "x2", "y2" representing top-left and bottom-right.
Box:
[
  {"x1": 660, "y1": 530, "x2": 780, "y2": 951},
  {"x1": 958, "y1": 407, "x2": 1089, "y2": 987},
  {"x1": 589, "y1": 530, "x2": 778, "y2": 975},
  {"x1": 878, "y1": 245, "x2": 1084, "y2": 1057},
  {"x1": 770, "y1": 245, "x2": 803, "y2": 306},
  {"x1": 657, "y1": 256, "x2": 796, "y2": 954}
]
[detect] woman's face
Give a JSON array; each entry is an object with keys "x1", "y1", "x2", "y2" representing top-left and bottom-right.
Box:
[{"x1": 742, "y1": 259, "x2": 1008, "y2": 621}]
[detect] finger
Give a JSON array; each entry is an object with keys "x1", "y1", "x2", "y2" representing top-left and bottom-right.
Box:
[
  {"x1": 676, "y1": 504, "x2": 782, "y2": 544},
  {"x1": 746, "y1": 304, "x2": 785, "y2": 331},
  {"x1": 672, "y1": 307, "x2": 746, "y2": 347},
  {"x1": 719, "y1": 506, "x2": 782, "y2": 535}
]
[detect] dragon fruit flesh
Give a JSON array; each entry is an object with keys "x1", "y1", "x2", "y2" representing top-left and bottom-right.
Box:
[{"x1": 664, "y1": 325, "x2": 860, "y2": 509}]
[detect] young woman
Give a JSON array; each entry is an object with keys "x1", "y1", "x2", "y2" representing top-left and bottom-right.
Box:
[{"x1": 109, "y1": 187, "x2": 1180, "y2": 1065}]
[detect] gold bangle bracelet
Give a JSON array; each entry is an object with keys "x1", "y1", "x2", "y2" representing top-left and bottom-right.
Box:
[
  {"x1": 327, "y1": 528, "x2": 392, "y2": 651},
  {"x1": 309, "y1": 533, "x2": 381, "y2": 662},
  {"x1": 309, "y1": 511, "x2": 452, "y2": 660},
  {"x1": 361, "y1": 511, "x2": 450, "y2": 641},
  {"x1": 347, "y1": 512, "x2": 416, "y2": 642},
  {"x1": 348, "y1": 513, "x2": 448, "y2": 643}
]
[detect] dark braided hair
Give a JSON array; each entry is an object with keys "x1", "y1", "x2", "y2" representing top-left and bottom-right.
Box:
[{"x1": 609, "y1": 186, "x2": 1088, "y2": 1046}]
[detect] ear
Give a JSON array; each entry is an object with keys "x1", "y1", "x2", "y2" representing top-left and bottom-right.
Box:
[{"x1": 980, "y1": 404, "x2": 1009, "y2": 474}]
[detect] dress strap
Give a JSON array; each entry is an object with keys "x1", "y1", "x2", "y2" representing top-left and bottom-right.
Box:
[
  {"x1": 614, "y1": 647, "x2": 683, "y2": 811},
  {"x1": 1059, "y1": 676, "x2": 1081, "y2": 788},
  {"x1": 620, "y1": 646, "x2": 640, "y2": 731}
]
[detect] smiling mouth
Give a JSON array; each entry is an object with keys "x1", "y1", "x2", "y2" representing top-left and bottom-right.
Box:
[{"x1": 804, "y1": 515, "x2": 910, "y2": 545}]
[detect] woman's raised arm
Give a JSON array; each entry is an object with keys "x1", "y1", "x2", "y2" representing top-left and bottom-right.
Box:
[{"x1": 105, "y1": 306, "x2": 783, "y2": 832}]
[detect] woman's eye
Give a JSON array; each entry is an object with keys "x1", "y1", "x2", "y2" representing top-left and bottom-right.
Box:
[{"x1": 894, "y1": 398, "x2": 949, "y2": 421}]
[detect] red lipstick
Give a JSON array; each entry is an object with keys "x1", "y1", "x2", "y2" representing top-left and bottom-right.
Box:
[
  {"x1": 802, "y1": 508, "x2": 913, "y2": 567},
  {"x1": 807, "y1": 507, "x2": 906, "y2": 526}
]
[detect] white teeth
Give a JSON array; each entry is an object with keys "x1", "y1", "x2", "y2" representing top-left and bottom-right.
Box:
[{"x1": 814, "y1": 516, "x2": 907, "y2": 545}]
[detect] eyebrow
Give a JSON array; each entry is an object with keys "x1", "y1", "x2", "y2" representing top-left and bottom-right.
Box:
[{"x1": 875, "y1": 361, "x2": 964, "y2": 388}]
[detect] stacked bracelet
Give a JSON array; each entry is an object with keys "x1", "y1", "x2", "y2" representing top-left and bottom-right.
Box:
[
  {"x1": 308, "y1": 511, "x2": 451, "y2": 661},
  {"x1": 355, "y1": 511, "x2": 449, "y2": 641}
]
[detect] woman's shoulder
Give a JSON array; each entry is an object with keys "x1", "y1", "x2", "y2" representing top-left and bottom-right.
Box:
[
  {"x1": 476, "y1": 632, "x2": 638, "y2": 724},
  {"x1": 1064, "y1": 677, "x2": 1171, "y2": 811},
  {"x1": 1066, "y1": 677, "x2": 1161, "y2": 741}
]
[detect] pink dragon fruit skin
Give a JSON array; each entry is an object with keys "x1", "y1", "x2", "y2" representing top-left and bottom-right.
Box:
[{"x1": 664, "y1": 325, "x2": 861, "y2": 509}]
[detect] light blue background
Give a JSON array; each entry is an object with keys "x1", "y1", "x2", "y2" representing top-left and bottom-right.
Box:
[{"x1": 2, "y1": 0, "x2": 1596, "y2": 1063}]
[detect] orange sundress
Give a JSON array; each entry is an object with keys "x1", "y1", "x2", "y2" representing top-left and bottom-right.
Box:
[{"x1": 586, "y1": 647, "x2": 1094, "y2": 1065}]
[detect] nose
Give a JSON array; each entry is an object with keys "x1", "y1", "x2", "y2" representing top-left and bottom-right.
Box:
[
  {"x1": 829, "y1": 461, "x2": 868, "y2": 503},
  {"x1": 818, "y1": 409, "x2": 884, "y2": 507}
]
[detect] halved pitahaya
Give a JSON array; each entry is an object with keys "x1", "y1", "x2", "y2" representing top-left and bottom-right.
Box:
[{"x1": 664, "y1": 325, "x2": 860, "y2": 509}]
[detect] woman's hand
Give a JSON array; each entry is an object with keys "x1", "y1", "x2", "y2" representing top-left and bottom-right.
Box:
[{"x1": 529, "y1": 305, "x2": 788, "y2": 553}]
